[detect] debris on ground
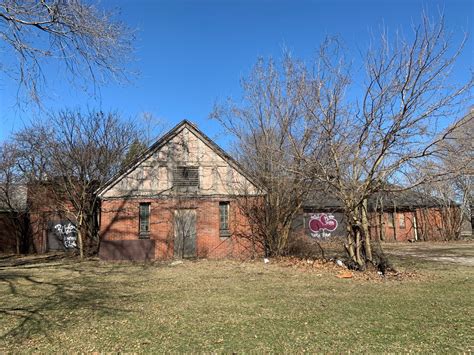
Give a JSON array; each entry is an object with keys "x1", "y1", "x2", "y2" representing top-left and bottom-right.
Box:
[
  {"x1": 271, "y1": 256, "x2": 423, "y2": 282},
  {"x1": 336, "y1": 271, "x2": 354, "y2": 279},
  {"x1": 170, "y1": 260, "x2": 184, "y2": 266}
]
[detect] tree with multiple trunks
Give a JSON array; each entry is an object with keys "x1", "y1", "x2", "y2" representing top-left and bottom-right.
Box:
[
  {"x1": 212, "y1": 56, "x2": 327, "y2": 257},
  {"x1": 213, "y1": 14, "x2": 473, "y2": 270}
]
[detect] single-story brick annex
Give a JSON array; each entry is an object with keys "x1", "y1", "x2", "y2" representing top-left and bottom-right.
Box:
[{"x1": 297, "y1": 189, "x2": 470, "y2": 242}]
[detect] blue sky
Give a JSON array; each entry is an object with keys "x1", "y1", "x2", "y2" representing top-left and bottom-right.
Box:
[{"x1": 0, "y1": 0, "x2": 472, "y2": 146}]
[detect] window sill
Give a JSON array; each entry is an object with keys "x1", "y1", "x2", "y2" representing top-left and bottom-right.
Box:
[
  {"x1": 173, "y1": 186, "x2": 200, "y2": 193},
  {"x1": 139, "y1": 233, "x2": 150, "y2": 239},
  {"x1": 219, "y1": 230, "x2": 231, "y2": 238}
]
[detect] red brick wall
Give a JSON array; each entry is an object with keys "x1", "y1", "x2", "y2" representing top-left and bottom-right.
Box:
[
  {"x1": 99, "y1": 197, "x2": 256, "y2": 260},
  {"x1": 368, "y1": 208, "x2": 455, "y2": 242},
  {"x1": 28, "y1": 210, "x2": 75, "y2": 253},
  {"x1": 27, "y1": 184, "x2": 77, "y2": 253},
  {"x1": 369, "y1": 211, "x2": 416, "y2": 242},
  {"x1": 0, "y1": 212, "x2": 19, "y2": 253},
  {"x1": 414, "y1": 208, "x2": 454, "y2": 241},
  {"x1": 28, "y1": 211, "x2": 47, "y2": 253}
]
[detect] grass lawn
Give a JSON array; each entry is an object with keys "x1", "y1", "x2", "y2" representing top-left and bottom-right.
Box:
[{"x1": 0, "y1": 244, "x2": 472, "y2": 352}]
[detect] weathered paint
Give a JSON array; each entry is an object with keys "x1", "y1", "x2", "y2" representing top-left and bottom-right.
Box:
[
  {"x1": 98, "y1": 121, "x2": 260, "y2": 260},
  {"x1": 101, "y1": 126, "x2": 258, "y2": 199},
  {"x1": 173, "y1": 209, "x2": 197, "y2": 258}
]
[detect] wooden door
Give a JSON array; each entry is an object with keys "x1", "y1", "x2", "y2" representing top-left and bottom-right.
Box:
[{"x1": 174, "y1": 209, "x2": 197, "y2": 258}]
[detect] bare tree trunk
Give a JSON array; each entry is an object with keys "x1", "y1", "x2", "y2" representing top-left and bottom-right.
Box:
[
  {"x1": 361, "y1": 199, "x2": 373, "y2": 263},
  {"x1": 351, "y1": 207, "x2": 365, "y2": 269},
  {"x1": 344, "y1": 222, "x2": 357, "y2": 263},
  {"x1": 379, "y1": 200, "x2": 385, "y2": 241},
  {"x1": 393, "y1": 206, "x2": 397, "y2": 241},
  {"x1": 470, "y1": 202, "x2": 474, "y2": 236},
  {"x1": 354, "y1": 227, "x2": 364, "y2": 269},
  {"x1": 379, "y1": 211, "x2": 385, "y2": 241},
  {"x1": 278, "y1": 227, "x2": 291, "y2": 255},
  {"x1": 77, "y1": 212, "x2": 84, "y2": 259},
  {"x1": 413, "y1": 212, "x2": 419, "y2": 241},
  {"x1": 15, "y1": 229, "x2": 20, "y2": 255},
  {"x1": 419, "y1": 209, "x2": 427, "y2": 241}
]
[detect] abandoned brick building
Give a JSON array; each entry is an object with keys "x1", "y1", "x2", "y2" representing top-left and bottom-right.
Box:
[
  {"x1": 97, "y1": 120, "x2": 261, "y2": 260},
  {"x1": 299, "y1": 189, "x2": 469, "y2": 242},
  {"x1": 0, "y1": 120, "x2": 471, "y2": 258},
  {"x1": 0, "y1": 181, "x2": 88, "y2": 254}
]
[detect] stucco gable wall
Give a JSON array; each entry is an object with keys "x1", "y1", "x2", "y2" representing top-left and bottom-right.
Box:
[{"x1": 102, "y1": 127, "x2": 257, "y2": 198}]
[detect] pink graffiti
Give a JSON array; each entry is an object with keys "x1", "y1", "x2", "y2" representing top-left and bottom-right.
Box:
[{"x1": 309, "y1": 213, "x2": 338, "y2": 233}]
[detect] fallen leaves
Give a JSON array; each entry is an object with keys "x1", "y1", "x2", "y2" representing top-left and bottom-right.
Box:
[{"x1": 269, "y1": 256, "x2": 424, "y2": 282}]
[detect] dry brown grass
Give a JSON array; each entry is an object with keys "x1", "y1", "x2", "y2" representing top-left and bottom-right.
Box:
[{"x1": 0, "y1": 245, "x2": 472, "y2": 352}]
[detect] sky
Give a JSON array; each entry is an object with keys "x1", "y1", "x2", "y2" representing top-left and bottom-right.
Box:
[{"x1": 0, "y1": 0, "x2": 472, "y2": 147}]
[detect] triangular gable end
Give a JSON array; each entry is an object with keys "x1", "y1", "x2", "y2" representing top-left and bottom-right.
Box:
[{"x1": 98, "y1": 120, "x2": 261, "y2": 199}]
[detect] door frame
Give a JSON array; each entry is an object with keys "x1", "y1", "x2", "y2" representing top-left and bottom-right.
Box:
[{"x1": 173, "y1": 209, "x2": 197, "y2": 258}]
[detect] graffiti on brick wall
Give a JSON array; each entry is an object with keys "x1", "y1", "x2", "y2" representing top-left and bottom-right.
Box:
[
  {"x1": 54, "y1": 222, "x2": 77, "y2": 249},
  {"x1": 309, "y1": 213, "x2": 338, "y2": 239}
]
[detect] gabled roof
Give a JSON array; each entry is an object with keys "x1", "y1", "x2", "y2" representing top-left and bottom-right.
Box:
[{"x1": 98, "y1": 120, "x2": 260, "y2": 197}]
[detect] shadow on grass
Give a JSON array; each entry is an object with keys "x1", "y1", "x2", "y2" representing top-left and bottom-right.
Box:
[
  {"x1": 0, "y1": 255, "x2": 151, "y2": 343},
  {"x1": 0, "y1": 253, "x2": 70, "y2": 268}
]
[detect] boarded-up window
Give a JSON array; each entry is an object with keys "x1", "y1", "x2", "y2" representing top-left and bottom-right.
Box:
[
  {"x1": 399, "y1": 214, "x2": 406, "y2": 229},
  {"x1": 173, "y1": 166, "x2": 199, "y2": 191},
  {"x1": 139, "y1": 203, "x2": 150, "y2": 236},
  {"x1": 219, "y1": 201, "x2": 230, "y2": 236}
]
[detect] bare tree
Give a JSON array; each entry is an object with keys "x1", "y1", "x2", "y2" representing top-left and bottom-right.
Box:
[
  {"x1": 13, "y1": 110, "x2": 143, "y2": 257},
  {"x1": 212, "y1": 57, "x2": 326, "y2": 256},
  {"x1": 416, "y1": 110, "x2": 474, "y2": 237},
  {"x1": 0, "y1": 0, "x2": 134, "y2": 105},
  {"x1": 0, "y1": 142, "x2": 30, "y2": 253},
  {"x1": 442, "y1": 110, "x2": 473, "y2": 235},
  {"x1": 214, "y1": 14, "x2": 473, "y2": 269},
  {"x1": 414, "y1": 182, "x2": 464, "y2": 240},
  {"x1": 303, "y1": 21, "x2": 472, "y2": 269}
]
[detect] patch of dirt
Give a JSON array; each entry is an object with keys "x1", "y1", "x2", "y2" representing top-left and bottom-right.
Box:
[{"x1": 383, "y1": 242, "x2": 474, "y2": 266}]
